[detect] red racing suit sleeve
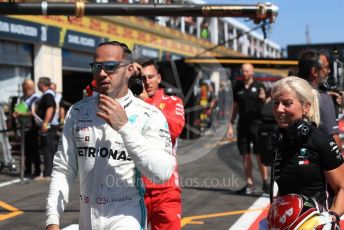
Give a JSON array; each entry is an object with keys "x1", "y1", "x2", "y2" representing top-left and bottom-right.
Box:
[
  {"x1": 146, "y1": 95, "x2": 185, "y2": 145},
  {"x1": 164, "y1": 96, "x2": 185, "y2": 144}
]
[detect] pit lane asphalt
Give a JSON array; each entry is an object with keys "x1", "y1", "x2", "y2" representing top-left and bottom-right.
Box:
[{"x1": 0, "y1": 124, "x2": 267, "y2": 229}]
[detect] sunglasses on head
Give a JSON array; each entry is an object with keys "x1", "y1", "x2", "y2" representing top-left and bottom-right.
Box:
[{"x1": 89, "y1": 61, "x2": 127, "y2": 74}]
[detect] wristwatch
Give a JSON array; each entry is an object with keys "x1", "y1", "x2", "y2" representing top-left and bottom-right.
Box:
[{"x1": 329, "y1": 211, "x2": 340, "y2": 223}]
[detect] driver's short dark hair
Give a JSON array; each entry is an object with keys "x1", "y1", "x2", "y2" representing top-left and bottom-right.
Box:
[{"x1": 97, "y1": 41, "x2": 133, "y2": 63}]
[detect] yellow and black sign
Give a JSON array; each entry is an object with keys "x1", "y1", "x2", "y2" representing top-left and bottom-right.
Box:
[{"x1": 4, "y1": 15, "x2": 218, "y2": 59}]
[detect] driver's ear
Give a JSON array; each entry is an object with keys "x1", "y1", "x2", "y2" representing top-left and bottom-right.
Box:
[{"x1": 126, "y1": 64, "x2": 134, "y2": 79}]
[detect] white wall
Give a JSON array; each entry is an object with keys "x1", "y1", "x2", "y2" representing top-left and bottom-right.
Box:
[{"x1": 33, "y1": 44, "x2": 63, "y2": 94}]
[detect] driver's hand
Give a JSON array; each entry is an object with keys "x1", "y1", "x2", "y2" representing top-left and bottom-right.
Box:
[{"x1": 132, "y1": 63, "x2": 143, "y2": 76}]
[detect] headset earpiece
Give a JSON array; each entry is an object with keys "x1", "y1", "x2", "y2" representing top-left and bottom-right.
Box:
[{"x1": 285, "y1": 120, "x2": 315, "y2": 143}]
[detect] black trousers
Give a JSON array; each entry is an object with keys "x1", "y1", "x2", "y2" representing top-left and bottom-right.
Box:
[
  {"x1": 24, "y1": 127, "x2": 40, "y2": 176},
  {"x1": 39, "y1": 126, "x2": 58, "y2": 177}
]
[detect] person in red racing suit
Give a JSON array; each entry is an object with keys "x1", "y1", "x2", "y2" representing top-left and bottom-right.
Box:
[{"x1": 138, "y1": 58, "x2": 185, "y2": 230}]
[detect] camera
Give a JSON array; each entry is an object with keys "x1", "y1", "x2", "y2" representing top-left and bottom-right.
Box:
[
  {"x1": 330, "y1": 59, "x2": 344, "y2": 90},
  {"x1": 321, "y1": 59, "x2": 344, "y2": 91},
  {"x1": 128, "y1": 73, "x2": 144, "y2": 96},
  {"x1": 322, "y1": 48, "x2": 344, "y2": 91}
]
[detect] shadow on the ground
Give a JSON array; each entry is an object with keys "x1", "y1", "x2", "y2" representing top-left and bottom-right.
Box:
[
  {"x1": 0, "y1": 209, "x2": 79, "y2": 213},
  {"x1": 181, "y1": 185, "x2": 267, "y2": 198}
]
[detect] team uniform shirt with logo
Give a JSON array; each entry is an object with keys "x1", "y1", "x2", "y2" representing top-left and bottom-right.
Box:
[
  {"x1": 233, "y1": 80, "x2": 265, "y2": 155},
  {"x1": 233, "y1": 80, "x2": 265, "y2": 123},
  {"x1": 46, "y1": 90, "x2": 174, "y2": 230},
  {"x1": 273, "y1": 127, "x2": 344, "y2": 207},
  {"x1": 144, "y1": 89, "x2": 185, "y2": 191}
]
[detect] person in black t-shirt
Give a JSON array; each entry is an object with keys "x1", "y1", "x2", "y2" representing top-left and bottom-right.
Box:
[
  {"x1": 258, "y1": 88, "x2": 277, "y2": 167},
  {"x1": 269, "y1": 76, "x2": 344, "y2": 225},
  {"x1": 33, "y1": 77, "x2": 57, "y2": 180},
  {"x1": 227, "y1": 63, "x2": 269, "y2": 194}
]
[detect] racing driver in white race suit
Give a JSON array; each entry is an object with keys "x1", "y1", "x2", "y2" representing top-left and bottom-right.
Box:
[{"x1": 46, "y1": 41, "x2": 174, "y2": 230}]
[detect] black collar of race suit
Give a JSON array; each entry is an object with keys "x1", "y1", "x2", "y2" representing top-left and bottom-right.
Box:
[{"x1": 115, "y1": 91, "x2": 133, "y2": 109}]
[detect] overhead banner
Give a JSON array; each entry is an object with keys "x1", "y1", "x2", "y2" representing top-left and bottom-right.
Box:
[
  {"x1": 133, "y1": 44, "x2": 159, "y2": 59},
  {"x1": 61, "y1": 30, "x2": 108, "y2": 52},
  {"x1": 162, "y1": 51, "x2": 184, "y2": 60},
  {"x1": 0, "y1": 16, "x2": 108, "y2": 52},
  {"x1": 0, "y1": 16, "x2": 60, "y2": 46},
  {"x1": 8, "y1": 15, "x2": 205, "y2": 57}
]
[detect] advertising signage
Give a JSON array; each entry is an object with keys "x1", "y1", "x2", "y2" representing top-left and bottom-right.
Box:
[
  {"x1": 133, "y1": 44, "x2": 159, "y2": 59},
  {"x1": 0, "y1": 16, "x2": 108, "y2": 52},
  {"x1": 0, "y1": 16, "x2": 60, "y2": 46},
  {"x1": 62, "y1": 30, "x2": 108, "y2": 53},
  {"x1": 162, "y1": 51, "x2": 184, "y2": 60}
]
